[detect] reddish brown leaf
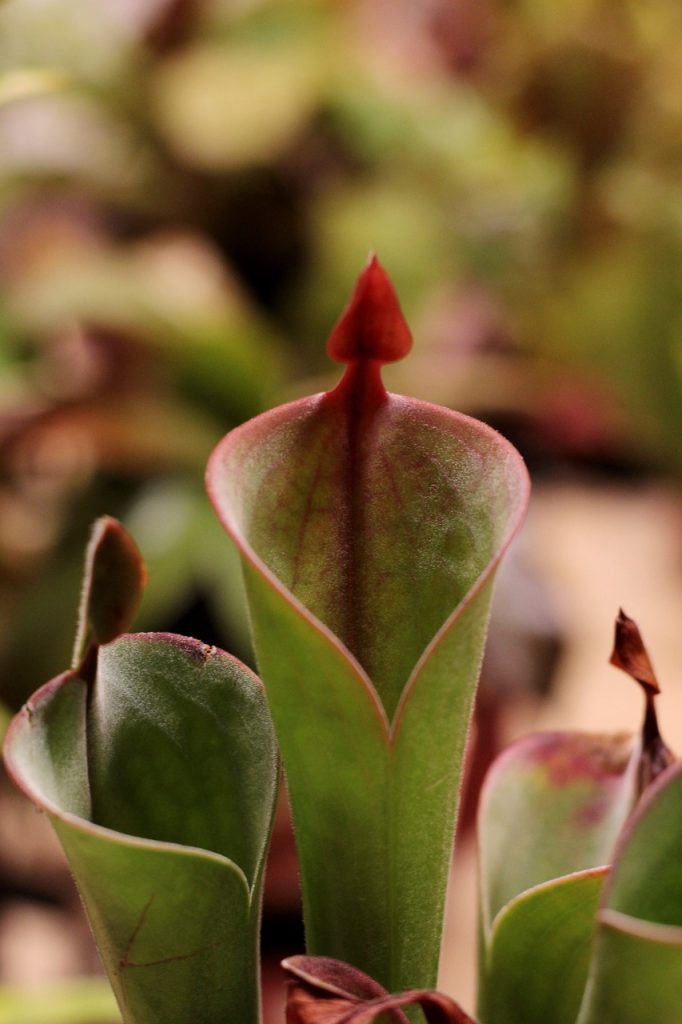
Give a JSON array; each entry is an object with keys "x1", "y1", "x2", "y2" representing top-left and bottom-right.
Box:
[
  {"x1": 283, "y1": 956, "x2": 475, "y2": 1024},
  {"x1": 285, "y1": 985, "x2": 387, "y2": 1024},
  {"x1": 283, "y1": 956, "x2": 395, "y2": 1001},
  {"x1": 609, "y1": 609, "x2": 675, "y2": 793}
]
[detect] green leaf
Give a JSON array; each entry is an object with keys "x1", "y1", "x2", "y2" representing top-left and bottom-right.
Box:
[
  {"x1": 478, "y1": 730, "x2": 637, "y2": 937},
  {"x1": 477, "y1": 729, "x2": 639, "y2": 1024},
  {"x1": 577, "y1": 762, "x2": 682, "y2": 1023},
  {"x1": 576, "y1": 915, "x2": 682, "y2": 1023},
  {"x1": 479, "y1": 612, "x2": 679, "y2": 1024},
  {"x1": 4, "y1": 635, "x2": 278, "y2": 1024},
  {"x1": 479, "y1": 868, "x2": 605, "y2": 1024},
  {"x1": 208, "y1": 257, "x2": 529, "y2": 994}
]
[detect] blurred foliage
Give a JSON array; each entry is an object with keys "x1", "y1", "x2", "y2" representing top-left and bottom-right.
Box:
[
  {"x1": 1, "y1": 0, "x2": 682, "y2": 710},
  {"x1": 0, "y1": 979, "x2": 118, "y2": 1024}
]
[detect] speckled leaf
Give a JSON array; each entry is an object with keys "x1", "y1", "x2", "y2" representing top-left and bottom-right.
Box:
[
  {"x1": 577, "y1": 762, "x2": 682, "y2": 1023},
  {"x1": 480, "y1": 611, "x2": 678, "y2": 1024},
  {"x1": 4, "y1": 634, "x2": 278, "y2": 1024},
  {"x1": 478, "y1": 730, "x2": 637, "y2": 938},
  {"x1": 208, "y1": 257, "x2": 529, "y2": 994}
]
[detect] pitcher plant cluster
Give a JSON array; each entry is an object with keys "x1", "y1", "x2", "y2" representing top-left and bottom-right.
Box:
[{"x1": 4, "y1": 259, "x2": 682, "y2": 1024}]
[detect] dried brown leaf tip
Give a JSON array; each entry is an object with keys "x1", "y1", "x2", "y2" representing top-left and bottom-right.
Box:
[
  {"x1": 283, "y1": 956, "x2": 475, "y2": 1024},
  {"x1": 610, "y1": 609, "x2": 659, "y2": 694},
  {"x1": 609, "y1": 609, "x2": 675, "y2": 793}
]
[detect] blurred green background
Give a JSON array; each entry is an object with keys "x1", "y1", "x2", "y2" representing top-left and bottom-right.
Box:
[
  {"x1": 1, "y1": 0, "x2": 682, "y2": 1019},
  {"x1": 2, "y1": 0, "x2": 682, "y2": 704}
]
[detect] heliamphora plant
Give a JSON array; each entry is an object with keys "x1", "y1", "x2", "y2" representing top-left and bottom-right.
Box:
[
  {"x1": 477, "y1": 610, "x2": 681, "y2": 1024},
  {"x1": 4, "y1": 518, "x2": 279, "y2": 1024},
  {"x1": 207, "y1": 256, "x2": 530, "y2": 995},
  {"x1": 7, "y1": 259, "x2": 682, "y2": 1024}
]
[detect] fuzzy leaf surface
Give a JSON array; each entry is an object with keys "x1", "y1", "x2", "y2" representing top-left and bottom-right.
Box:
[
  {"x1": 208, "y1": 260, "x2": 529, "y2": 994},
  {"x1": 4, "y1": 635, "x2": 278, "y2": 1024}
]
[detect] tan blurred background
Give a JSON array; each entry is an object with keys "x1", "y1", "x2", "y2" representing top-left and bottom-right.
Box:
[{"x1": 1, "y1": 0, "x2": 682, "y2": 1020}]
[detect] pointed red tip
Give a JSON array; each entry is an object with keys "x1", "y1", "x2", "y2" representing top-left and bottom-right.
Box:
[{"x1": 327, "y1": 255, "x2": 413, "y2": 365}]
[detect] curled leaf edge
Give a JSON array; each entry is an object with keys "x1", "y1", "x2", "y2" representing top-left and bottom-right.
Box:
[
  {"x1": 206, "y1": 395, "x2": 530, "y2": 746},
  {"x1": 2, "y1": 632, "x2": 282, "y2": 897}
]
